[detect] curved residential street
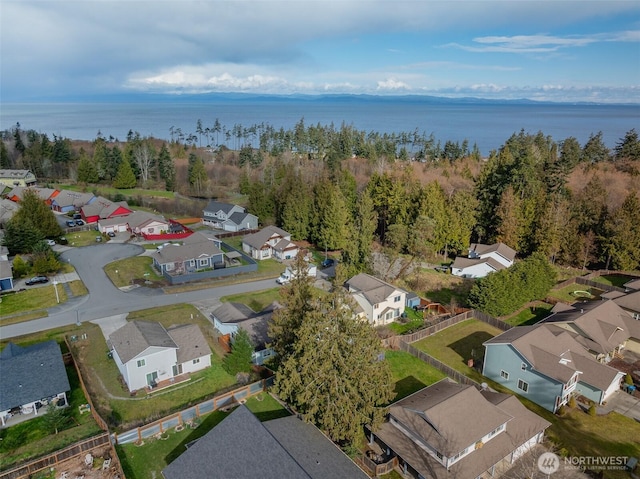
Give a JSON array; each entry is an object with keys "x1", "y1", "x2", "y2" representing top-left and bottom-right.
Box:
[{"x1": 0, "y1": 243, "x2": 279, "y2": 340}]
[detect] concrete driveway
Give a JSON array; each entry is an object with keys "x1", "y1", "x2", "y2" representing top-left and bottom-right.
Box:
[
  {"x1": 91, "y1": 314, "x2": 128, "y2": 340},
  {"x1": 600, "y1": 390, "x2": 640, "y2": 422}
]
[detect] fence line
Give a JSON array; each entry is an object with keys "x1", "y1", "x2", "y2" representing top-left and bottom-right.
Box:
[
  {"x1": 575, "y1": 276, "x2": 626, "y2": 293},
  {"x1": 113, "y1": 376, "x2": 274, "y2": 445},
  {"x1": 0, "y1": 433, "x2": 119, "y2": 479}
]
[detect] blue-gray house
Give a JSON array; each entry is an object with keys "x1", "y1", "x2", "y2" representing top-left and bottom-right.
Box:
[
  {"x1": 483, "y1": 324, "x2": 624, "y2": 413},
  {"x1": 151, "y1": 231, "x2": 224, "y2": 275}
]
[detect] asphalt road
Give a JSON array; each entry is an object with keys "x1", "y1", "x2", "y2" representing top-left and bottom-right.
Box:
[{"x1": 0, "y1": 243, "x2": 279, "y2": 340}]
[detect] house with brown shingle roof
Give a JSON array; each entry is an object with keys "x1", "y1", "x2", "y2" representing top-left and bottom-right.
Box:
[
  {"x1": 369, "y1": 379, "x2": 550, "y2": 479},
  {"x1": 242, "y1": 225, "x2": 299, "y2": 261},
  {"x1": 451, "y1": 242, "x2": 516, "y2": 279},
  {"x1": 108, "y1": 321, "x2": 211, "y2": 392},
  {"x1": 483, "y1": 323, "x2": 624, "y2": 412},
  {"x1": 151, "y1": 231, "x2": 224, "y2": 275}
]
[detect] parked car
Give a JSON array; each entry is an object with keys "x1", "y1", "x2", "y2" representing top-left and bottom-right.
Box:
[
  {"x1": 434, "y1": 265, "x2": 449, "y2": 273},
  {"x1": 46, "y1": 239, "x2": 56, "y2": 246},
  {"x1": 66, "y1": 220, "x2": 75, "y2": 227},
  {"x1": 75, "y1": 219, "x2": 85, "y2": 226},
  {"x1": 107, "y1": 231, "x2": 116, "y2": 237},
  {"x1": 25, "y1": 276, "x2": 49, "y2": 285},
  {"x1": 321, "y1": 258, "x2": 335, "y2": 268},
  {"x1": 72, "y1": 213, "x2": 82, "y2": 220},
  {"x1": 59, "y1": 237, "x2": 68, "y2": 245}
]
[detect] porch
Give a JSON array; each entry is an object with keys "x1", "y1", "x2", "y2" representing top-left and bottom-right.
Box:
[{"x1": 146, "y1": 373, "x2": 191, "y2": 394}]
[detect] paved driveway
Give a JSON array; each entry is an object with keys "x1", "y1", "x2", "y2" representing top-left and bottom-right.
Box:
[{"x1": 600, "y1": 390, "x2": 640, "y2": 422}]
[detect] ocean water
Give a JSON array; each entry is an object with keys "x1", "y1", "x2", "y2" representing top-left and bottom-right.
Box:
[{"x1": 1, "y1": 99, "x2": 638, "y2": 155}]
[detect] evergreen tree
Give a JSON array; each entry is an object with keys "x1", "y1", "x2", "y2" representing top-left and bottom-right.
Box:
[
  {"x1": 581, "y1": 131, "x2": 609, "y2": 163},
  {"x1": 0, "y1": 141, "x2": 10, "y2": 168},
  {"x1": 188, "y1": 156, "x2": 208, "y2": 195},
  {"x1": 223, "y1": 329, "x2": 254, "y2": 375},
  {"x1": 2, "y1": 219, "x2": 44, "y2": 254},
  {"x1": 602, "y1": 192, "x2": 640, "y2": 270},
  {"x1": 312, "y1": 180, "x2": 349, "y2": 251},
  {"x1": 113, "y1": 157, "x2": 137, "y2": 188},
  {"x1": 77, "y1": 152, "x2": 99, "y2": 183},
  {"x1": 12, "y1": 190, "x2": 62, "y2": 239},
  {"x1": 614, "y1": 129, "x2": 640, "y2": 161},
  {"x1": 273, "y1": 285, "x2": 394, "y2": 444},
  {"x1": 341, "y1": 191, "x2": 377, "y2": 276}
]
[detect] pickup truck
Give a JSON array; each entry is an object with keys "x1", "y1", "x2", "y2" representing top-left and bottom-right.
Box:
[{"x1": 276, "y1": 264, "x2": 317, "y2": 284}]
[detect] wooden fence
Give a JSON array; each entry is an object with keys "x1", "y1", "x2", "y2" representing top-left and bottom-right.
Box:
[
  {"x1": 0, "y1": 433, "x2": 121, "y2": 479},
  {"x1": 359, "y1": 455, "x2": 398, "y2": 477},
  {"x1": 113, "y1": 376, "x2": 274, "y2": 445}
]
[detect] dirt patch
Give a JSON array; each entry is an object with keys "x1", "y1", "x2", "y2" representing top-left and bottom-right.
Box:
[{"x1": 49, "y1": 446, "x2": 121, "y2": 479}]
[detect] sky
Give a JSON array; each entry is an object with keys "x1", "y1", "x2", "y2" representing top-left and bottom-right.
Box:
[{"x1": 1, "y1": 0, "x2": 639, "y2": 103}]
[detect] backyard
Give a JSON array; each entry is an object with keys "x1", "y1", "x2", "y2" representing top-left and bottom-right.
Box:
[
  {"x1": 384, "y1": 350, "x2": 446, "y2": 400},
  {"x1": 502, "y1": 302, "x2": 554, "y2": 327},
  {"x1": 400, "y1": 267, "x2": 473, "y2": 307},
  {"x1": 69, "y1": 304, "x2": 238, "y2": 430},
  {"x1": 547, "y1": 283, "x2": 606, "y2": 303},
  {"x1": 116, "y1": 393, "x2": 289, "y2": 479}
]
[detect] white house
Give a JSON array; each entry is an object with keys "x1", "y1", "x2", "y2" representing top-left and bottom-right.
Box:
[
  {"x1": 108, "y1": 321, "x2": 211, "y2": 392},
  {"x1": 202, "y1": 201, "x2": 258, "y2": 232},
  {"x1": 344, "y1": 273, "x2": 407, "y2": 326},
  {"x1": 242, "y1": 225, "x2": 299, "y2": 261},
  {"x1": 451, "y1": 242, "x2": 516, "y2": 279}
]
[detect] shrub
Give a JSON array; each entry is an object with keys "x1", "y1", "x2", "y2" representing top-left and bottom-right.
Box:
[
  {"x1": 557, "y1": 405, "x2": 566, "y2": 416},
  {"x1": 625, "y1": 373, "x2": 634, "y2": 385},
  {"x1": 588, "y1": 404, "x2": 597, "y2": 416},
  {"x1": 568, "y1": 396, "x2": 577, "y2": 408}
]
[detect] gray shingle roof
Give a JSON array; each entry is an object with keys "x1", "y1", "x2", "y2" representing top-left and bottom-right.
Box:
[
  {"x1": 0, "y1": 341, "x2": 71, "y2": 411},
  {"x1": 166, "y1": 324, "x2": 211, "y2": 364},
  {"x1": 212, "y1": 302, "x2": 256, "y2": 324},
  {"x1": 226, "y1": 211, "x2": 255, "y2": 227},
  {"x1": 345, "y1": 273, "x2": 404, "y2": 305},
  {"x1": 203, "y1": 201, "x2": 241, "y2": 215},
  {"x1": 109, "y1": 321, "x2": 177, "y2": 364},
  {"x1": 469, "y1": 242, "x2": 517, "y2": 262},
  {"x1": 150, "y1": 232, "x2": 223, "y2": 264},
  {"x1": 162, "y1": 405, "x2": 368, "y2": 479},
  {"x1": 242, "y1": 225, "x2": 290, "y2": 249}
]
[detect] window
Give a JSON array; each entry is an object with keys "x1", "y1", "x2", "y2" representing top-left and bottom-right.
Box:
[
  {"x1": 517, "y1": 379, "x2": 529, "y2": 392},
  {"x1": 137, "y1": 359, "x2": 146, "y2": 368},
  {"x1": 193, "y1": 358, "x2": 200, "y2": 365},
  {"x1": 374, "y1": 303, "x2": 379, "y2": 309},
  {"x1": 394, "y1": 295, "x2": 401, "y2": 302},
  {"x1": 633, "y1": 312, "x2": 639, "y2": 320},
  {"x1": 199, "y1": 259, "x2": 208, "y2": 267},
  {"x1": 521, "y1": 363, "x2": 527, "y2": 371},
  {"x1": 500, "y1": 370, "x2": 509, "y2": 380},
  {"x1": 189, "y1": 260, "x2": 195, "y2": 267}
]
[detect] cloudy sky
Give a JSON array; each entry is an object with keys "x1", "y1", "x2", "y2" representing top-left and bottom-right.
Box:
[{"x1": 1, "y1": 0, "x2": 639, "y2": 103}]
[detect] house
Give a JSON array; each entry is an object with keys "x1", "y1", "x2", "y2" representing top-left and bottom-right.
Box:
[
  {"x1": 6, "y1": 186, "x2": 59, "y2": 205},
  {"x1": 369, "y1": 379, "x2": 550, "y2": 479},
  {"x1": 0, "y1": 246, "x2": 13, "y2": 291},
  {"x1": 80, "y1": 196, "x2": 132, "y2": 223},
  {"x1": 543, "y1": 299, "x2": 640, "y2": 359},
  {"x1": 127, "y1": 211, "x2": 171, "y2": 236},
  {"x1": 483, "y1": 323, "x2": 625, "y2": 412},
  {"x1": 50, "y1": 190, "x2": 95, "y2": 213},
  {"x1": 162, "y1": 404, "x2": 369, "y2": 479},
  {"x1": 451, "y1": 242, "x2": 516, "y2": 279},
  {"x1": 612, "y1": 290, "x2": 640, "y2": 321},
  {"x1": 344, "y1": 273, "x2": 407, "y2": 325},
  {"x1": 0, "y1": 198, "x2": 19, "y2": 225},
  {"x1": 151, "y1": 231, "x2": 224, "y2": 276},
  {"x1": 202, "y1": 201, "x2": 258, "y2": 231},
  {"x1": 242, "y1": 225, "x2": 299, "y2": 260},
  {"x1": 0, "y1": 341, "x2": 71, "y2": 426},
  {"x1": 0, "y1": 169, "x2": 37, "y2": 187},
  {"x1": 211, "y1": 302, "x2": 281, "y2": 365},
  {"x1": 108, "y1": 321, "x2": 211, "y2": 392}
]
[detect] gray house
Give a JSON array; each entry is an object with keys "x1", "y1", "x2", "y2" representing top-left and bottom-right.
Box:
[
  {"x1": 483, "y1": 324, "x2": 624, "y2": 412},
  {"x1": 162, "y1": 404, "x2": 368, "y2": 479},
  {"x1": 151, "y1": 231, "x2": 225, "y2": 275},
  {"x1": 0, "y1": 341, "x2": 71, "y2": 426},
  {"x1": 242, "y1": 225, "x2": 299, "y2": 261},
  {"x1": 202, "y1": 201, "x2": 258, "y2": 231},
  {"x1": 370, "y1": 379, "x2": 550, "y2": 479}
]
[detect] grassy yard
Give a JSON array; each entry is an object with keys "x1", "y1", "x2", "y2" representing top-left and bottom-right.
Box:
[
  {"x1": 0, "y1": 356, "x2": 102, "y2": 470},
  {"x1": 413, "y1": 319, "x2": 504, "y2": 382},
  {"x1": 221, "y1": 288, "x2": 282, "y2": 312},
  {"x1": 104, "y1": 256, "x2": 164, "y2": 288},
  {"x1": 70, "y1": 304, "x2": 237, "y2": 430},
  {"x1": 387, "y1": 308, "x2": 425, "y2": 335},
  {"x1": 116, "y1": 393, "x2": 289, "y2": 479},
  {"x1": 385, "y1": 350, "x2": 446, "y2": 401},
  {"x1": 591, "y1": 274, "x2": 634, "y2": 288},
  {"x1": 0, "y1": 285, "x2": 68, "y2": 320},
  {"x1": 401, "y1": 268, "x2": 473, "y2": 307},
  {"x1": 548, "y1": 284, "x2": 606, "y2": 303},
  {"x1": 63, "y1": 230, "x2": 107, "y2": 247},
  {"x1": 68, "y1": 280, "x2": 89, "y2": 296},
  {"x1": 503, "y1": 302, "x2": 553, "y2": 327}
]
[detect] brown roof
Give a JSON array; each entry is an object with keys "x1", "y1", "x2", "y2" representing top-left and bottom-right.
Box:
[
  {"x1": 614, "y1": 290, "x2": 640, "y2": 314},
  {"x1": 451, "y1": 256, "x2": 506, "y2": 272},
  {"x1": 166, "y1": 324, "x2": 211, "y2": 364},
  {"x1": 469, "y1": 242, "x2": 517, "y2": 262},
  {"x1": 243, "y1": 225, "x2": 290, "y2": 249},
  {"x1": 345, "y1": 273, "x2": 403, "y2": 305},
  {"x1": 109, "y1": 321, "x2": 177, "y2": 363},
  {"x1": 624, "y1": 278, "x2": 640, "y2": 291},
  {"x1": 373, "y1": 380, "x2": 550, "y2": 479}
]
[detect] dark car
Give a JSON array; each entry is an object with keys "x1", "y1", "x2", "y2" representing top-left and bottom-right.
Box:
[
  {"x1": 107, "y1": 231, "x2": 116, "y2": 237},
  {"x1": 75, "y1": 219, "x2": 85, "y2": 226},
  {"x1": 321, "y1": 258, "x2": 335, "y2": 268},
  {"x1": 66, "y1": 220, "x2": 75, "y2": 227},
  {"x1": 25, "y1": 276, "x2": 49, "y2": 286}
]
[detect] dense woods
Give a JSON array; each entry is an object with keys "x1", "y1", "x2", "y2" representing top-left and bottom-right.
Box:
[{"x1": 2, "y1": 121, "x2": 639, "y2": 271}]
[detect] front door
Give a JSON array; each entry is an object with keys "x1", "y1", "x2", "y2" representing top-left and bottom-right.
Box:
[
  {"x1": 172, "y1": 364, "x2": 183, "y2": 377},
  {"x1": 146, "y1": 371, "x2": 158, "y2": 387}
]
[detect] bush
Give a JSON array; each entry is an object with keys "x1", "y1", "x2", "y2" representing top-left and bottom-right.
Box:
[
  {"x1": 625, "y1": 373, "x2": 634, "y2": 385},
  {"x1": 568, "y1": 396, "x2": 577, "y2": 408},
  {"x1": 588, "y1": 404, "x2": 597, "y2": 416},
  {"x1": 557, "y1": 405, "x2": 566, "y2": 416}
]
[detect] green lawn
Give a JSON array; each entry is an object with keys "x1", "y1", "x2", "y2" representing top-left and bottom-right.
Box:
[
  {"x1": 413, "y1": 319, "x2": 503, "y2": 382},
  {"x1": 71, "y1": 305, "x2": 237, "y2": 430},
  {"x1": 548, "y1": 284, "x2": 605, "y2": 303},
  {"x1": 53, "y1": 183, "x2": 176, "y2": 199},
  {"x1": 385, "y1": 350, "x2": 446, "y2": 401},
  {"x1": 387, "y1": 308, "x2": 425, "y2": 335},
  {"x1": 221, "y1": 288, "x2": 281, "y2": 312},
  {"x1": 63, "y1": 230, "x2": 107, "y2": 247},
  {"x1": 0, "y1": 285, "x2": 68, "y2": 320},
  {"x1": 591, "y1": 274, "x2": 634, "y2": 288},
  {"x1": 0, "y1": 360, "x2": 102, "y2": 471},
  {"x1": 503, "y1": 302, "x2": 553, "y2": 326},
  {"x1": 244, "y1": 392, "x2": 291, "y2": 422},
  {"x1": 104, "y1": 256, "x2": 164, "y2": 288}
]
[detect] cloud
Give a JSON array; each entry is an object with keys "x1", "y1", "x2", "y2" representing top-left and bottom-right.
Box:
[{"x1": 376, "y1": 79, "x2": 411, "y2": 91}]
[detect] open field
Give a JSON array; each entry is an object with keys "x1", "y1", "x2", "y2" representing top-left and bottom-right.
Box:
[{"x1": 52, "y1": 183, "x2": 176, "y2": 200}]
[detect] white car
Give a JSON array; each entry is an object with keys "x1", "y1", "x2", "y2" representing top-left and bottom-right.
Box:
[{"x1": 47, "y1": 239, "x2": 56, "y2": 246}]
